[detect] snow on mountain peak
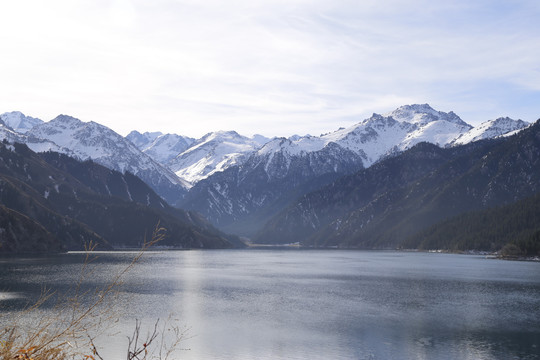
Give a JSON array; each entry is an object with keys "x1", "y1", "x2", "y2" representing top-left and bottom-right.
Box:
[
  {"x1": 201, "y1": 130, "x2": 243, "y2": 142},
  {"x1": 26, "y1": 115, "x2": 188, "y2": 203},
  {"x1": 451, "y1": 116, "x2": 530, "y2": 145},
  {"x1": 28, "y1": 115, "x2": 122, "y2": 157},
  {"x1": 0, "y1": 111, "x2": 44, "y2": 133},
  {"x1": 0, "y1": 120, "x2": 26, "y2": 143},
  {"x1": 3, "y1": 104, "x2": 531, "y2": 204},
  {"x1": 50, "y1": 114, "x2": 84, "y2": 127},
  {"x1": 251, "y1": 134, "x2": 271, "y2": 146},
  {"x1": 126, "y1": 130, "x2": 163, "y2": 149},
  {"x1": 169, "y1": 130, "x2": 267, "y2": 186},
  {"x1": 251, "y1": 104, "x2": 476, "y2": 171},
  {"x1": 288, "y1": 134, "x2": 303, "y2": 141},
  {"x1": 384, "y1": 104, "x2": 468, "y2": 127},
  {"x1": 141, "y1": 133, "x2": 195, "y2": 164},
  {"x1": 491, "y1": 116, "x2": 529, "y2": 129}
]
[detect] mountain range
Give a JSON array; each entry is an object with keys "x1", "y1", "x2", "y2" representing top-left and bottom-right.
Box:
[
  {"x1": 1, "y1": 104, "x2": 536, "y2": 254},
  {"x1": 254, "y1": 119, "x2": 540, "y2": 255},
  {"x1": 176, "y1": 104, "x2": 530, "y2": 236}
]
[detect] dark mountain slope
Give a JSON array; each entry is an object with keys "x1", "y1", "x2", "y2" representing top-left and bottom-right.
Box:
[
  {"x1": 313, "y1": 120, "x2": 540, "y2": 248},
  {"x1": 402, "y1": 191, "x2": 540, "y2": 256},
  {"x1": 255, "y1": 140, "x2": 489, "y2": 244},
  {"x1": 38, "y1": 151, "x2": 244, "y2": 247},
  {"x1": 256, "y1": 119, "x2": 540, "y2": 251},
  {"x1": 0, "y1": 142, "x2": 241, "y2": 252},
  {"x1": 0, "y1": 205, "x2": 62, "y2": 253},
  {"x1": 39, "y1": 152, "x2": 170, "y2": 210},
  {"x1": 179, "y1": 142, "x2": 364, "y2": 236},
  {"x1": 0, "y1": 144, "x2": 109, "y2": 251}
]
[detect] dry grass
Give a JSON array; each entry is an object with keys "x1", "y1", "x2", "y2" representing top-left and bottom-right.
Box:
[{"x1": 0, "y1": 225, "x2": 187, "y2": 360}]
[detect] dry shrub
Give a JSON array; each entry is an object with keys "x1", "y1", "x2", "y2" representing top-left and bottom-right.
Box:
[{"x1": 0, "y1": 225, "x2": 187, "y2": 360}]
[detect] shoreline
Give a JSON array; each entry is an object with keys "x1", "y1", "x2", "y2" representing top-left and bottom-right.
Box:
[{"x1": 2, "y1": 246, "x2": 539, "y2": 262}]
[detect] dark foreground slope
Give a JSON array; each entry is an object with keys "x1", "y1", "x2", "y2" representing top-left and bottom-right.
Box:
[
  {"x1": 255, "y1": 119, "x2": 540, "y2": 253},
  {"x1": 402, "y1": 191, "x2": 540, "y2": 256},
  {"x1": 0, "y1": 142, "x2": 242, "y2": 252}
]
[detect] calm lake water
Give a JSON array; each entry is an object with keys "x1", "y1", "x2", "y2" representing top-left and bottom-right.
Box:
[{"x1": 1, "y1": 249, "x2": 539, "y2": 359}]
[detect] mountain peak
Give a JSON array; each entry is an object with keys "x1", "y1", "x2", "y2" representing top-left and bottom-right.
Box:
[
  {"x1": 27, "y1": 117, "x2": 188, "y2": 203},
  {"x1": 202, "y1": 130, "x2": 243, "y2": 141},
  {"x1": 451, "y1": 116, "x2": 530, "y2": 146},
  {"x1": 251, "y1": 134, "x2": 271, "y2": 146},
  {"x1": 384, "y1": 104, "x2": 469, "y2": 127},
  {"x1": 491, "y1": 116, "x2": 528, "y2": 126},
  {"x1": 140, "y1": 133, "x2": 195, "y2": 164},
  {"x1": 47, "y1": 115, "x2": 88, "y2": 131},
  {"x1": 170, "y1": 130, "x2": 265, "y2": 185},
  {"x1": 0, "y1": 111, "x2": 43, "y2": 134},
  {"x1": 52, "y1": 114, "x2": 81, "y2": 123},
  {"x1": 126, "y1": 130, "x2": 163, "y2": 149},
  {"x1": 400, "y1": 103, "x2": 434, "y2": 111}
]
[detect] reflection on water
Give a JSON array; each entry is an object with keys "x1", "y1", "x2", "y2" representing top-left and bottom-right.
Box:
[{"x1": 1, "y1": 250, "x2": 539, "y2": 359}]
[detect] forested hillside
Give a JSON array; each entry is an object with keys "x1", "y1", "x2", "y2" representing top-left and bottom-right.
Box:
[
  {"x1": 0, "y1": 142, "x2": 242, "y2": 252},
  {"x1": 402, "y1": 191, "x2": 540, "y2": 256}
]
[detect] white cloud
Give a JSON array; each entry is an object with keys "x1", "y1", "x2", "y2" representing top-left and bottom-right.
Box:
[{"x1": 0, "y1": 0, "x2": 539, "y2": 137}]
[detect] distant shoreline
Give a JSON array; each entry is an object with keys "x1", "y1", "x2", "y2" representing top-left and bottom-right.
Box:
[{"x1": 2, "y1": 246, "x2": 539, "y2": 262}]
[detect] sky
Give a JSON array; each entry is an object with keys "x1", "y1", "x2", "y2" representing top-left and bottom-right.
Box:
[{"x1": 1, "y1": 0, "x2": 539, "y2": 138}]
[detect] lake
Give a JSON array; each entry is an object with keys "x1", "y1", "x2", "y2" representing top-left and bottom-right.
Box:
[{"x1": 1, "y1": 249, "x2": 539, "y2": 359}]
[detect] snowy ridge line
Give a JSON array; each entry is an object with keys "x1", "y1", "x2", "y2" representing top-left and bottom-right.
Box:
[{"x1": 0, "y1": 105, "x2": 531, "y2": 197}]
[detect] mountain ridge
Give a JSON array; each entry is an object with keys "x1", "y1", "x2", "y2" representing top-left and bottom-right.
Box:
[
  {"x1": 175, "y1": 105, "x2": 529, "y2": 235},
  {"x1": 254, "y1": 119, "x2": 540, "y2": 253},
  {"x1": 1, "y1": 105, "x2": 532, "y2": 241},
  {"x1": 26, "y1": 115, "x2": 189, "y2": 205}
]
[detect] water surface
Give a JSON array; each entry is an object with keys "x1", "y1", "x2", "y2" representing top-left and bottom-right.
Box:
[{"x1": 1, "y1": 250, "x2": 539, "y2": 359}]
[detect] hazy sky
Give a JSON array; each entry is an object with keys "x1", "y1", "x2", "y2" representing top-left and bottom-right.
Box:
[{"x1": 1, "y1": 0, "x2": 539, "y2": 138}]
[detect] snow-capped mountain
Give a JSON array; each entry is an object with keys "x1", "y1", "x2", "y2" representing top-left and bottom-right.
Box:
[
  {"x1": 126, "y1": 131, "x2": 195, "y2": 164},
  {"x1": 177, "y1": 104, "x2": 480, "y2": 235},
  {"x1": 451, "y1": 117, "x2": 530, "y2": 145},
  {"x1": 128, "y1": 103, "x2": 499, "y2": 195},
  {"x1": 0, "y1": 119, "x2": 26, "y2": 143},
  {"x1": 144, "y1": 134, "x2": 195, "y2": 164},
  {"x1": 126, "y1": 130, "x2": 164, "y2": 149},
  {"x1": 0, "y1": 111, "x2": 44, "y2": 133},
  {"x1": 251, "y1": 104, "x2": 472, "y2": 172},
  {"x1": 0, "y1": 115, "x2": 74, "y2": 154},
  {"x1": 254, "y1": 120, "x2": 540, "y2": 248},
  {"x1": 169, "y1": 130, "x2": 270, "y2": 186},
  {"x1": 27, "y1": 115, "x2": 188, "y2": 204},
  {"x1": 288, "y1": 134, "x2": 306, "y2": 141},
  {"x1": 180, "y1": 140, "x2": 364, "y2": 235},
  {"x1": 1, "y1": 104, "x2": 532, "y2": 239},
  {"x1": 383, "y1": 103, "x2": 467, "y2": 126}
]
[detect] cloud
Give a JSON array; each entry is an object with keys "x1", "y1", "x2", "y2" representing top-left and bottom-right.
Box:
[{"x1": 0, "y1": 0, "x2": 539, "y2": 137}]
